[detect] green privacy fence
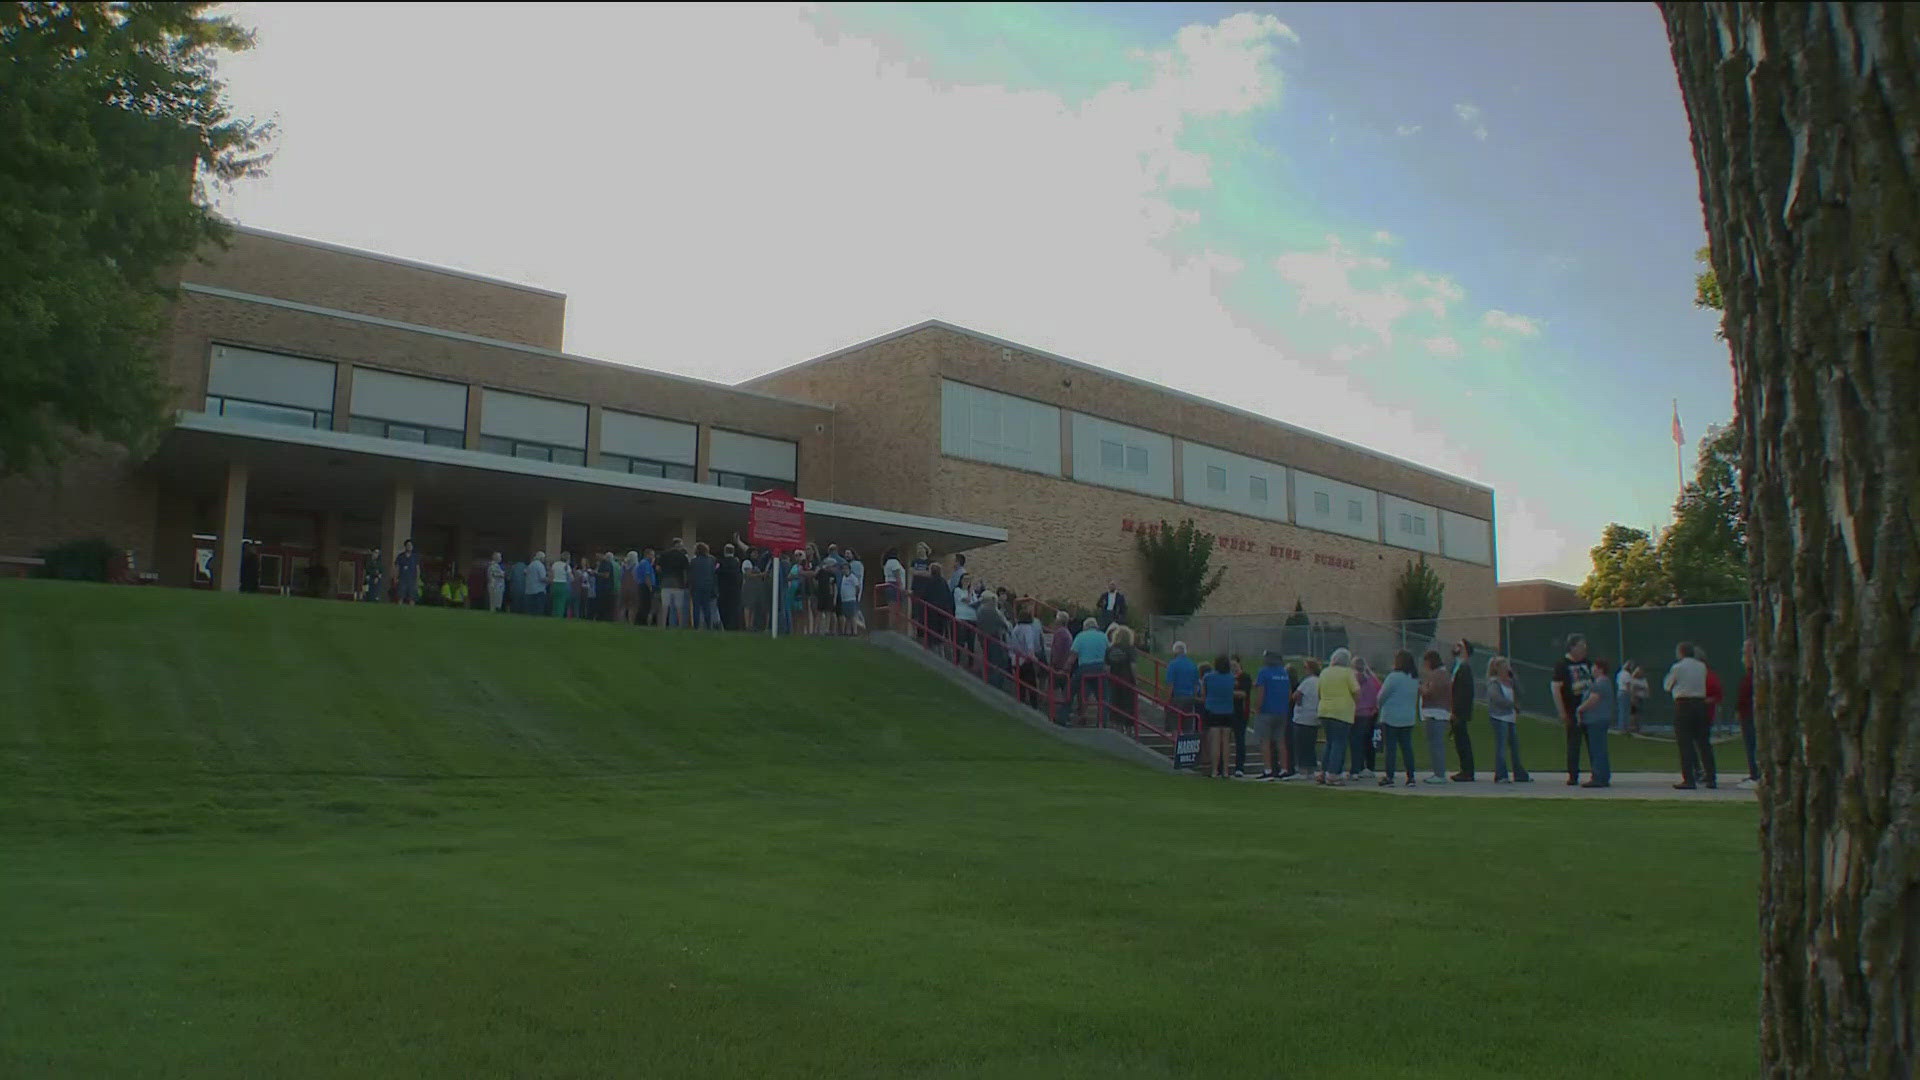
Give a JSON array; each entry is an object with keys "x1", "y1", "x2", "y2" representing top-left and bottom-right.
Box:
[{"x1": 1498, "y1": 601, "x2": 1751, "y2": 732}]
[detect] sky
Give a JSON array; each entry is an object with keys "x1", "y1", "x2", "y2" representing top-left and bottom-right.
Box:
[{"x1": 207, "y1": 2, "x2": 1733, "y2": 585}]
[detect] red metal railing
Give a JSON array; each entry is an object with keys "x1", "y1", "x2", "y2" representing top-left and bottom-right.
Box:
[{"x1": 885, "y1": 592, "x2": 1194, "y2": 761}]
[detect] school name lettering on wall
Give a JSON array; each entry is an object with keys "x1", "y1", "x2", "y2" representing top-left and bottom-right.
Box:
[{"x1": 1120, "y1": 519, "x2": 1357, "y2": 571}]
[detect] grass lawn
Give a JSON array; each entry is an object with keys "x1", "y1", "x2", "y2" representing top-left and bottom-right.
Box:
[{"x1": 1, "y1": 581, "x2": 1759, "y2": 1078}]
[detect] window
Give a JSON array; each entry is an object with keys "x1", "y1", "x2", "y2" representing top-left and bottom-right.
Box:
[
  {"x1": 1399, "y1": 512, "x2": 1414, "y2": 533},
  {"x1": 1125, "y1": 445, "x2": 1148, "y2": 473},
  {"x1": 479, "y1": 434, "x2": 583, "y2": 466},
  {"x1": 1348, "y1": 499, "x2": 1364, "y2": 522},
  {"x1": 1314, "y1": 491, "x2": 1331, "y2": 514},
  {"x1": 1206, "y1": 466, "x2": 1227, "y2": 492},
  {"x1": 349, "y1": 415, "x2": 463, "y2": 447},
  {"x1": 599, "y1": 453, "x2": 695, "y2": 482},
  {"x1": 1249, "y1": 475, "x2": 1268, "y2": 501},
  {"x1": 713, "y1": 470, "x2": 789, "y2": 493},
  {"x1": 206, "y1": 394, "x2": 331, "y2": 431},
  {"x1": 1413, "y1": 517, "x2": 1428, "y2": 537},
  {"x1": 941, "y1": 381, "x2": 1062, "y2": 475},
  {"x1": 1101, "y1": 440, "x2": 1124, "y2": 470}
]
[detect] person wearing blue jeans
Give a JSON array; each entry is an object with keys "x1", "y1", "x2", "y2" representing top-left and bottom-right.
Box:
[
  {"x1": 1061, "y1": 618, "x2": 1110, "y2": 725},
  {"x1": 1486, "y1": 657, "x2": 1531, "y2": 783},
  {"x1": 1576, "y1": 658, "x2": 1617, "y2": 787},
  {"x1": 1375, "y1": 649, "x2": 1421, "y2": 786}
]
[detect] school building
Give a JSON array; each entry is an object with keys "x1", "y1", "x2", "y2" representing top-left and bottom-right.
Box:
[{"x1": 0, "y1": 227, "x2": 1497, "y2": 623}]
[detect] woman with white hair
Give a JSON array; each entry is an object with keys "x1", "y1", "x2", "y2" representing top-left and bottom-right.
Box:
[
  {"x1": 618, "y1": 550, "x2": 641, "y2": 625},
  {"x1": 1315, "y1": 648, "x2": 1361, "y2": 785}
]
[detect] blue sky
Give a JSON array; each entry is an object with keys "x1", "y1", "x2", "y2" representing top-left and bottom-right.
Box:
[{"x1": 211, "y1": 2, "x2": 1731, "y2": 587}]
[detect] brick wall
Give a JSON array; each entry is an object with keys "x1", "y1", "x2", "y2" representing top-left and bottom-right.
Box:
[
  {"x1": 184, "y1": 229, "x2": 568, "y2": 351},
  {"x1": 1497, "y1": 580, "x2": 1586, "y2": 614},
  {"x1": 0, "y1": 438, "x2": 158, "y2": 570}
]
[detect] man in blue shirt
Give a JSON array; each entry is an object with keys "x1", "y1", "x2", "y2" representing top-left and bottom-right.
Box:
[
  {"x1": 1577, "y1": 657, "x2": 1618, "y2": 787},
  {"x1": 1062, "y1": 618, "x2": 1110, "y2": 725},
  {"x1": 1252, "y1": 650, "x2": 1293, "y2": 780},
  {"x1": 1165, "y1": 642, "x2": 1200, "y2": 731}
]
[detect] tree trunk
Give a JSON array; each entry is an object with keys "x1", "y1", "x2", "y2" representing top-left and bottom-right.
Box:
[{"x1": 1660, "y1": 4, "x2": 1920, "y2": 1075}]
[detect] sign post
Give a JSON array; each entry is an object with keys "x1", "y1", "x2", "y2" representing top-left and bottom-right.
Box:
[{"x1": 748, "y1": 489, "x2": 805, "y2": 641}]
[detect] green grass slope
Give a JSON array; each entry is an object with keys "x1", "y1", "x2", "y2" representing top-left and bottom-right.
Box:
[{"x1": 0, "y1": 581, "x2": 1759, "y2": 1079}]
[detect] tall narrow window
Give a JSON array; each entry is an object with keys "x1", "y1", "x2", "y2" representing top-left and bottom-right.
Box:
[
  {"x1": 1348, "y1": 499, "x2": 1363, "y2": 522},
  {"x1": 1249, "y1": 475, "x2": 1268, "y2": 501},
  {"x1": 1101, "y1": 440, "x2": 1124, "y2": 469},
  {"x1": 1207, "y1": 467, "x2": 1227, "y2": 491},
  {"x1": 1314, "y1": 491, "x2": 1331, "y2": 515}
]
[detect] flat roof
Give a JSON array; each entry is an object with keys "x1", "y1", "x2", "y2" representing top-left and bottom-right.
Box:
[
  {"x1": 225, "y1": 223, "x2": 568, "y2": 299},
  {"x1": 1498, "y1": 578, "x2": 1581, "y2": 590},
  {"x1": 743, "y1": 319, "x2": 1493, "y2": 494}
]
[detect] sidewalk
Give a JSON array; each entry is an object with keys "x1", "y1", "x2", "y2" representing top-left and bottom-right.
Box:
[{"x1": 1196, "y1": 770, "x2": 1758, "y2": 802}]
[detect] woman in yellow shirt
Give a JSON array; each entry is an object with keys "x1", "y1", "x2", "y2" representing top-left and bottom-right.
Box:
[{"x1": 1316, "y1": 648, "x2": 1361, "y2": 786}]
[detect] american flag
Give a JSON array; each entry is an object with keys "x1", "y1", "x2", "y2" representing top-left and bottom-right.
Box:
[{"x1": 1671, "y1": 401, "x2": 1683, "y2": 447}]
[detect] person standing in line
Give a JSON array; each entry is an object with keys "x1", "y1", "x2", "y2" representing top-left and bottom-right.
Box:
[
  {"x1": 880, "y1": 548, "x2": 907, "y2": 626},
  {"x1": 1228, "y1": 655, "x2": 1252, "y2": 777},
  {"x1": 1199, "y1": 655, "x2": 1238, "y2": 780},
  {"x1": 1552, "y1": 635, "x2": 1594, "y2": 784},
  {"x1": 1486, "y1": 656, "x2": 1531, "y2": 783},
  {"x1": 1576, "y1": 658, "x2": 1617, "y2": 787},
  {"x1": 1663, "y1": 642, "x2": 1718, "y2": 789},
  {"x1": 1251, "y1": 651, "x2": 1292, "y2": 781},
  {"x1": 1095, "y1": 581, "x2": 1127, "y2": 632},
  {"x1": 841, "y1": 548, "x2": 867, "y2": 635},
  {"x1": 1165, "y1": 641, "x2": 1201, "y2": 751},
  {"x1": 1737, "y1": 639, "x2": 1760, "y2": 788},
  {"x1": 238, "y1": 540, "x2": 260, "y2": 594},
  {"x1": 1700, "y1": 647, "x2": 1724, "y2": 780},
  {"x1": 1103, "y1": 624, "x2": 1139, "y2": 730},
  {"x1": 593, "y1": 550, "x2": 617, "y2": 621},
  {"x1": 506, "y1": 555, "x2": 526, "y2": 615},
  {"x1": 741, "y1": 548, "x2": 766, "y2": 632},
  {"x1": 487, "y1": 551, "x2": 507, "y2": 614},
  {"x1": 1417, "y1": 650, "x2": 1452, "y2": 785},
  {"x1": 717, "y1": 543, "x2": 743, "y2": 631},
  {"x1": 1289, "y1": 659, "x2": 1322, "y2": 781},
  {"x1": 363, "y1": 547, "x2": 384, "y2": 603},
  {"x1": 1376, "y1": 650, "x2": 1421, "y2": 787},
  {"x1": 617, "y1": 551, "x2": 640, "y2": 625},
  {"x1": 1348, "y1": 656, "x2": 1382, "y2": 781},
  {"x1": 1067, "y1": 617, "x2": 1110, "y2": 726},
  {"x1": 1448, "y1": 640, "x2": 1479, "y2": 782},
  {"x1": 977, "y1": 591, "x2": 1011, "y2": 688},
  {"x1": 1316, "y1": 649, "x2": 1360, "y2": 786},
  {"x1": 524, "y1": 550, "x2": 548, "y2": 615},
  {"x1": 548, "y1": 551, "x2": 572, "y2": 618},
  {"x1": 393, "y1": 539, "x2": 419, "y2": 606},
  {"x1": 1619, "y1": 661, "x2": 1650, "y2": 734},
  {"x1": 637, "y1": 548, "x2": 657, "y2": 626},
  {"x1": 656, "y1": 539, "x2": 690, "y2": 628},
  {"x1": 1010, "y1": 606, "x2": 1045, "y2": 708},
  {"x1": 946, "y1": 552, "x2": 968, "y2": 593},
  {"x1": 572, "y1": 555, "x2": 593, "y2": 619},
  {"x1": 953, "y1": 573, "x2": 980, "y2": 663},
  {"x1": 1048, "y1": 612, "x2": 1077, "y2": 723},
  {"x1": 688, "y1": 542, "x2": 722, "y2": 630}
]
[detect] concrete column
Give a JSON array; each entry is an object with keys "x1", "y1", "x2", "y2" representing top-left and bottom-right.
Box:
[
  {"x1": 153, "y1": 489, "x2": 199, "y2": 589},
  {"x1": 1058, "y1": 411, "x2": 1074, "y2": 477},
  {"x1": 464, "y1": 385, "x2": 483, "y2": 450},
  {"x1": 585, "y1": 404, "x2": 604, "y2": 468},
  {"x1": 317, "y1": 510, "x2": 343, "y2": 598},
  {"x1": 533, "y1": 499, "x2": 564, "y2": 558},
  {"x1": 379, "y1": 479, "x2": 415, "y2": 591},
  {"x1": 332, "y1": 364, "x2": 354, "y2": 432},
  {"x1": 678, "y1": 516, "x2": 699, "y2": 549},
  {"x1": 215, "y1": 460, "x2": 248, "y2": 592},
  {"x1": 1169, "y1": 440, "x2": 1185, "y2": 502},
  {"x1": 695, "y1": 423, "x2": 713, "y2": 484}
]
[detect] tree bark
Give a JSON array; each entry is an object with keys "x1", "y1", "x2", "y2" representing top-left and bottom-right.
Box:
[{"x1": 1661, "y1": 4, "x2": 1920, "y2": 1076}]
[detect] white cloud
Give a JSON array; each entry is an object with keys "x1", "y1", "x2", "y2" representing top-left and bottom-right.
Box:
[
  {"x1": 1453, "y1": 102, "x2": 1489, "y2": 141},
  {"x1": 1408, "y1": 271, "x2": 1465, "y2": 317},
  {"x1": 1482, "y1": 309, "x2": 1542, "y2": 337},
  {"x1": 1393, "y1": 122, "x2": 1422, "y2": 136},
  {"x1": 1273, "y1": 240, "x2": 1470, "y2": 343},
  {"x1": 1423, "y1": 336, "x2": 1462, "y2": 357},
  {"x1": 1372, "y1": 229, "x2": 1397, "y2": 245}
]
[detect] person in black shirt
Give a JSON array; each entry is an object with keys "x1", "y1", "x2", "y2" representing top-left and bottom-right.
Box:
[
  {"x1": 595, "y1": 550, "x2": 618, "y2": 621},
  {"x1": 1551, "y1": 634, "x2": 1594, "y2": 785},
  {"x1": 716, "y1": 543, "x2": 743, "y2": 631},
  {"x1": 1230, "y1": 655, "x2": 1253, "y2": 777},
  {"x1": 656, "y1": 539, "x2": 691, "y2": 628}
]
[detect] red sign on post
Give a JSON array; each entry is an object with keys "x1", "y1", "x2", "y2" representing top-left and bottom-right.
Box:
[{"x1": 748, "y1": 489, "x2": 806, "y2": 550}]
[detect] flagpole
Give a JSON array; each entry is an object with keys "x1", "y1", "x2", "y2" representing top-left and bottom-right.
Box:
[{"x1": 1673, "y1": 398, "x2": 1684, "y2": 493}]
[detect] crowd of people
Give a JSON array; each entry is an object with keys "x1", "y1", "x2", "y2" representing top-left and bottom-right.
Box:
[{"x1": 348, "y1": 535, "x2": 883, "y2": 636}]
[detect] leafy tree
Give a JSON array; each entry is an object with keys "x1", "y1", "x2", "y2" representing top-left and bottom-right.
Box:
[
  {"x1": 1664, "y1": 4, "x2": 1918, "y2": 1072},
  {"x1": 1576, "y1": 524, "x2": 1672, "y2": 609},
  {"x1": 0, "y1": 2, "x2": 271, "y2": 476},
  {"x1": 1692, "y1": 244, "x2": 1724, "y2": 335},
  {"x1": 1663, "y1": 422, "x2": 1747, "y2": 603},
  {"x1": 1133, "y1": 518, "x2": 1224, "y2": 617},
  {"x1": 1391, "y1": 555, "x2": 1445, "y2": 641}
]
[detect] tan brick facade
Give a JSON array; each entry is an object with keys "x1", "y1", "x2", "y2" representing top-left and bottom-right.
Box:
[
  {"x1": 186, "y1": 228, "x2": 567, "y2": 350},
  {"x1": 7, "y1": 232, "x2": 1496, "y2": 626}
]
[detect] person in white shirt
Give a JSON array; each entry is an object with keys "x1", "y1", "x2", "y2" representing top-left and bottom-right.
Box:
[
  {"x1": 947, "y1": 553, "x2": 968, "y2": 593},
  {"x1": 549, "y1": 553, "x2": 573, "y2": 619},
  {"x1": 524, "y1": 550, "x2": 549, "y2": 615},
  {"x1": 1663, "y1": 642, "x2": 1718, "y2": 789},
  {"x1": 838, "y1": 550, "x2": 866, "y2": 633}
]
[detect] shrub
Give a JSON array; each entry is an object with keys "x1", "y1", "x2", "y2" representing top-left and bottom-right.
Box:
[{"x1": 36, "y1": 537, "x2": 117, "y2": 582}]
